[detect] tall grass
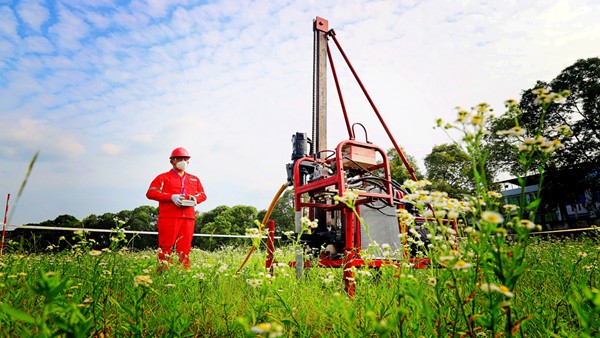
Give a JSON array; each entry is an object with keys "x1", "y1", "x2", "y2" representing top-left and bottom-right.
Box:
[{"x1": 0, "y1": 236, "x2": 597, "y2": 337}]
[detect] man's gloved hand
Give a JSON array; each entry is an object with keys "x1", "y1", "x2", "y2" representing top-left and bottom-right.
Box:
[
  {"x1": 189, "y1": 195, "x2": 197, "y2": 206},
  {"x1": 171, "y1": 194, "x2": 183, "y2": 206}
]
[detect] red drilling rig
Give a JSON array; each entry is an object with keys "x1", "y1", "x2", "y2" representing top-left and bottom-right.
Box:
[{"x1": 264, "y1": 17, "x2": 451, "y2": 297}]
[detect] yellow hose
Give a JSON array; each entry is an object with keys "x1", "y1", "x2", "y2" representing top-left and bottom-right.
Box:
[{"x1": 236, "y1": 182, "x2": 289, "y2": 274}]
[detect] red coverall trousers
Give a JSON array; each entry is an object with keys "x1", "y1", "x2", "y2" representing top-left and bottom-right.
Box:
[
  {"x1": 157, "y1": 217, "x2": 195, "y2": 268},
  {"x1": 147, "y1": 169, "x2": 206, "y2": 269}
]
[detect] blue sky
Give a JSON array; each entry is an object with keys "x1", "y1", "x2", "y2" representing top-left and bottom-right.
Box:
[{"x1": 1, "y1": 0, "x2": 599, "y2": 225}]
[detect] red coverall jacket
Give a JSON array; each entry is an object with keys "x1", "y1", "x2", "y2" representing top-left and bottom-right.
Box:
[{"x1": 146, "y1": 169, "x2": 206, "y2": 218}]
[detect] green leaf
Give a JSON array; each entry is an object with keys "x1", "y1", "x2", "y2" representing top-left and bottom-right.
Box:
[
  {"x1": 0, "y1": 303, "x2": 35, "y2": 324},
  {"x1": 526, "y1": 199, "x2": 541, "y2": 210}
]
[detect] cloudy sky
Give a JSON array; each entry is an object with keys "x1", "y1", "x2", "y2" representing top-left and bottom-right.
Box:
[{"x1": 1, "y1": 0, "x2": 599, "y2": 225}]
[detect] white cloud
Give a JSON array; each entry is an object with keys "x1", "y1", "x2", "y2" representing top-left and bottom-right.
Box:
[
  {"x1": 17, "y1": 0, "x2": 50, "y2": 32},
  {"x1": 0, "y1": 38, "x2": 14, "y2": 57},
  {"x1": 112, "y1": 6, "x2": 150, "y2": 30},
  {"x1": 0, "y1": 5, "x2": 18, "y2": 39},
  {"x1": 171, "y1": 6, "x2": 193, "y2": 34},
  {"x1": 23, "y1": 35, "x2": 54, "y2": 53},
  {"x1": 83, "y1": 10, "x2": 112, "y2": 30},
  {"x1": 48, "y1": 4, "x2": 90, "y2": 51},
  {"x1": 131, "y1": 134, "x2": 154, "y2": 143},
  {"x1": 2, "y1": 71, "x2": 44, "y2": 101},
  {"x1": 100, "y1": 143, "x2": 126, "y2": 156},
  {"x1": 0, "y1": 145, "x2": 17, "y2": 157},
  {"x1": 136, "y1": 0, "x2": 172, "y2": 19},
  {"x1": 0, "y1": 117, "x2": 85, "y2": 160}
]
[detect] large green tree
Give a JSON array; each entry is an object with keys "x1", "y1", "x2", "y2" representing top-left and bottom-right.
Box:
[
  {"x1": 196, "y1": 205, "x2": 229, "y2": 232},
  {"x1": 545, "y1": 58, "x2": 600, "y2": 167},
  {"x1": 124, "y1": 206, "x2": 158, "y2": 249},
  {"x1": 424, "y1": 143, "x2": 474, "y2": 198},
  {"x1": 194, "y1": 205, "x2": 229, "y2": 249},
  {"x1": 257, "y1": 188, "x2": 295, "y2": 233},
  {"x1": 129, "y1": 206, "x2": 157, "y2": 231},
  {"x1": 199, "y1": 205, "x2": 258, "y2": 250},
  {"x1": 386, "y1": 147, "x2": 423, "y2": 184},
  {"x1": 487, "y1": 57, "x2": 600, "y2": 222},
  {"x1": 488, "y1": 57, "x2": 600, "y2": 173},
  {"x1": 52, "y1": 214, "x2": 81, "y2": 228}
]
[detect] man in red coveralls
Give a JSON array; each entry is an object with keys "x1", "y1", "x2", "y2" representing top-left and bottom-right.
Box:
[{"x1": 146, "y1": 147, "x2": 206, "y2": 269}]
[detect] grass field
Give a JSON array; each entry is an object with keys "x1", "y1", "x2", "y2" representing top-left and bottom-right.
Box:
[{"x1": 0, "y1": 230, "x2": 598, "y2": 337}]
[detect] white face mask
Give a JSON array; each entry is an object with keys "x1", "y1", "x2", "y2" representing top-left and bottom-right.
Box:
[{"x1": 176, "y1": 160, "x2": 188, "y2": 170}]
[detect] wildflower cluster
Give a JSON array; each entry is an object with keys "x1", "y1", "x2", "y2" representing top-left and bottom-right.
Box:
[
  {"x1": 70, "y1": 229, "x2": 92, "y2": 254},
  {"x1": 217, "y1": 264, "x2": 228, "y2": 274},
  {"x1": 110, "y1": 228, "x2": 127, "y2": 248},
  {"x1": 322, "y1": 271, "x2": 336, "y2": 284},
  {"x1": 400, "y1": 180, "x2": 475, "y2": 222},
  {"x1": 246, "y1": 278, "x2": 263, "y2": 288},
  {"x1": 250, "y1": 322, "x2": 284, "y2": 337},
  {"x1": 496, "y1": 90, "x2": 572, "y2": 159},
  {"x1": 480, "y1": 283, "x2": 514, "y2": 298},
  {"x1": 436, "y1": 102, "x2": 494, "y2": 143},
  {"x1": 425, "y1": 89, "x2": 583, "y2": 335},
  {"x1": 498, "y1": 126, "x2": 571, "y2": 158},
  {"x1": 362, "y1": 240, "x2": 403, "y2": 261},
  {"x1": 299, "y1": 216, "x2": 318, "y2": 234},
  {"x1": 133, "y1": 275, "x2": 153, "y2": 288},
  {"x1": 245, "y1": 220, "x2": 267, "y2": 247},
  {"x1": 333, "y1": 188, "x2": 360, "y2": 208},
  {"x1": 246, "y1": 222, "x2": 263, "y2": 238},
  {"x1": 531, "y1": 88, "x2": 571, "y2": 107},
  {"x1": 396, "y1": 208, "x2": 415, "y2": 228}
]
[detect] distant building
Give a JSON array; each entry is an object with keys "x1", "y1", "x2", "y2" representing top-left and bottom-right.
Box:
[{"x1": 499, "y1": 168, "x2": 599, "y2": 230}]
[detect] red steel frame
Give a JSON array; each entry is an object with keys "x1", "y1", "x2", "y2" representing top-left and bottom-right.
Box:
[
  {"x1": 266, "y1": 220, "x2": 276, "y2": 276},
  {"x1": 293, "y1": 139, "x2": 394, "y2": 210}
]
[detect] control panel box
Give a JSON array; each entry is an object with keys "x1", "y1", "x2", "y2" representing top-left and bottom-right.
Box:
[
  {"x1": 341, "y1": 145, "x2": 377, "y2": 169},
  {"x1": 180, "y1": 199, "x2": 196, "y2": 207}
]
